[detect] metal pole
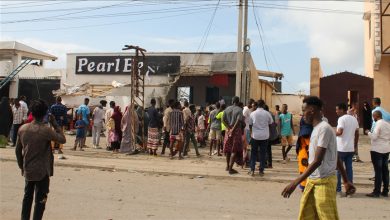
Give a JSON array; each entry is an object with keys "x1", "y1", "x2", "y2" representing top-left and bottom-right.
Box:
[
  {"x1": 241, "y1": 0, "x2": 249, "y2": 104},
  {"x1": 235, "y1": 0, "x2": 243, "y2": 98}
]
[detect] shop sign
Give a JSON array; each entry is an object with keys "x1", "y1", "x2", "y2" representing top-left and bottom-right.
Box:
[{"x1": 75, "y1": 56, "x2": 180, "y2": 75}]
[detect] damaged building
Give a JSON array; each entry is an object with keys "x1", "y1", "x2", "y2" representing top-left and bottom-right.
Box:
[{"x1": 59, "y1": 51, "x2": 278, "y2": 109}]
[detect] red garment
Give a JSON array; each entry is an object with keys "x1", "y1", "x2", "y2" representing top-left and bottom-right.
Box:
[
  {"x1": 111, "y1": 106, "x2": 123, "y2": 141},
  {"x1": 223, "y1": 128, "x2": 244, "y2": 166},
  {"x1": 26, "y1": 112, "x2": 34, "y2": 123}
]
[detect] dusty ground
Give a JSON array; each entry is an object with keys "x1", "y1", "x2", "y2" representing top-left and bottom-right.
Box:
[{"x1": 1, "y1": 160, "x2": 389, "y2": 220}]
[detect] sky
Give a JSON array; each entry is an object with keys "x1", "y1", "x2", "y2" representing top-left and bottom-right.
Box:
[{"x1": 0, "y1": 0, "x2": 366, "y2": 94}]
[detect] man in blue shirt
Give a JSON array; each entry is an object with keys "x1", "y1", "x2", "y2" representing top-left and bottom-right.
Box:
[
  {"x1": 78, "y1": 98, "x2": 90, "y2": 147},
  {"x1": 371, "y1": 98, "x2": 390, "y2": 131},
  {"x1": 50, "y1": 97, "x2": 68, "y2": 155}
]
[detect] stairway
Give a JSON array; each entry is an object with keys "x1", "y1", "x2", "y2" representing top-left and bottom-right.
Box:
[{"x1": 0, "y1": 59, "x2": 32, "y2": 90}]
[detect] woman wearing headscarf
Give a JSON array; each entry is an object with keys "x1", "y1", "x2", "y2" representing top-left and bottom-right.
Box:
[
  {"x1": 362, "y1": 101, "x2": 372, "y2": 135},
  {"x1": 120, "y1": 104, "x2": 139, "y2": 153},
  {"x1": 109, "y1": 106, "x2": 123, "y2": 152},
  {"x1": 0, "y1": 97, "x2": 13, "y2": 147}
]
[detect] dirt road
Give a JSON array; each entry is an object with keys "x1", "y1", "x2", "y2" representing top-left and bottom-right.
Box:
[{"x1": 1, "y1": 160, "x2": 388, "y2": 220}]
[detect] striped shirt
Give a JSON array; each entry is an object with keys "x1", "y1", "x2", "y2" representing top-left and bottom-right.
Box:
[
  {"x1": 169, "y1": 109, "x2": 184, "y2": 135},
  {"x1": 12, "y1": 105, "x2": 24, "y2": 124}
]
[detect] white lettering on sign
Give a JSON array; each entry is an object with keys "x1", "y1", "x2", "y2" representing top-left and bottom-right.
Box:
[
  {"x1": 75, "y1": 56, "x2": 180, "y2": 75},
  {"x1": 115, "y1": 58, "x2": 120, "y2": 72},
  {"x1": 96, "y1": 62, "x2": 106, "y2": 72},
  {"x1": 106, "y1": 62, "x2": 115, "y2": 72},
  {"x1": 77, "y1": 58, "x2": 88, "y2": 72},
  {"x1": 123, "y1": 58, "x2": 132, "y2": 72},
  {"x1": 87, "y1": 62, "x2": 95, "y2": 72}
]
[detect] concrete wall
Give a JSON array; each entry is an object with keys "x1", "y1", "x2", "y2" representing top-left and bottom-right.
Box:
[
  {"x1": 271, "y1": 93, "x2": 304, "y2": 115},
  {"x1": 374, "y1": 56, "x2": 390, "y2": 110}
]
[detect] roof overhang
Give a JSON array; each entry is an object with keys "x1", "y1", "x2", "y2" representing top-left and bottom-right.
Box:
[
  {"x1": 257, "y1": 70, "x2": 284, "y2": 80},
  {"x1": 0, "y1": 41, "x2": 57, "y2": 61}
]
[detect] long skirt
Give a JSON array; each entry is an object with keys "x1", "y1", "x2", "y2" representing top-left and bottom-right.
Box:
[{"x1": 147, "y1": 127, "x2": 160, "y2": 150}]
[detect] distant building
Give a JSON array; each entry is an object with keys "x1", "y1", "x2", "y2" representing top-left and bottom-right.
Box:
[
  {"x1": 364, "y1": 0, "x2": 390, "y2": 110},
  {"x1": 319, "y1": 71, "x2": 373, "y2": 127},
  {"x1": 0, "y1": 41, "x2": 60, "y2": 105}
]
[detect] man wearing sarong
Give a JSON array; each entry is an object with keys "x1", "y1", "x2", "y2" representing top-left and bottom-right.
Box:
[
  {"x1": 282, "y1": 96, "x2": 355, "y2": 220},
  {"x1": 147, "y1": 99, "x2": 160, "y2": 156},
  {"x1": 222, "y1": 96, "x2": 244, "y2": 175},
  {"x1": 296, "y1": 116, "x2": 313, "y2": 190}
]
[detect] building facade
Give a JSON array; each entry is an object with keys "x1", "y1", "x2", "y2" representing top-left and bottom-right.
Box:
[
  {"x1": 364, "y1": 0, "x2": 390, "y2": 110},
  {"x1": 61, "y1": 52, "x2": 276, "y2": 109}
]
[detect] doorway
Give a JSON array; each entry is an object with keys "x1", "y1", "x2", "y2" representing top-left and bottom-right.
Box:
[
  {"x1": 348, "y1": 90, "x2": 359, "y2": 107},
  {"x1": 206, "y1": 87, "x2": 219, "y2": 105}
]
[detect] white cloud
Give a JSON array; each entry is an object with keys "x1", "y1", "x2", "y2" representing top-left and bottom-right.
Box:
[
  {"x1": 284, "y1": 1, "x2": 365, "y2": 74},
  {"x1": 1, "y1": 36, "x2": 95, "y2": 68}
]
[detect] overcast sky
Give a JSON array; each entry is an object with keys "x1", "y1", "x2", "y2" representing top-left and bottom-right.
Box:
[{"x1": 0, "y1": 0, "x2": 366, "y2": 94}]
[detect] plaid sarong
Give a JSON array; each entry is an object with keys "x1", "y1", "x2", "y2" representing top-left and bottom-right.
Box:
[
  {"x1": 147, "y1": 127, "x2": 160, "y2": 150},
  {"x1": 298, "y1": 175, "x2": 339, "y2": 220}
]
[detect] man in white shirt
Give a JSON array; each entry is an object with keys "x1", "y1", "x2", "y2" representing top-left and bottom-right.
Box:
[
  {"x1": 335, "y1": 103, "x2": 359, "y2": 195},
  {"x1": 19, "y1": 95, "x2": 29, "y2": 121},
  {"x1": 243, "y1": 99, "x2": 255, "y2": 165},
  {"x1": 282, "y1": 96, "x2": 355, "y2": 219},
  {"x1": 92, "y1": 100, "x2": 106, "y2": 149},
  {"x1": 249, "y1": 99, "x2": 273, "y2": 176},
  {"x1": 366, "y1": 111, "x2": 390, "y2": 198}
]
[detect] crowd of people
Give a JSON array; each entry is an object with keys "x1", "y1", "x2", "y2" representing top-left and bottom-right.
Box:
[{"x1": 1, "y1": 94, "x2": 389, "y2": 220}]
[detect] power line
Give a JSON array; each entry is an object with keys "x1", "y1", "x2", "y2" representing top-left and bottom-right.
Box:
[
  {"x1": 2, "y1": 7, "x2": 225, "y2": 32},
  {"x1": 190, "y1": 0, "x2": 221, "y2": 68},
  {"x1": 252, "y1": 0, "x2": 270, "y2": 72},
  {"x1": 0, "y1": 1, "x2": 75, "y2": 9},
  {"x1": 0, "y1": 1, "x2": 165, "y2": 14},
  {"x1": 1, "y1": 3, "x2": 233, "y2": 24},
  {"x1": 2, "y1": 1, "x2": 130, "y2": 24}
]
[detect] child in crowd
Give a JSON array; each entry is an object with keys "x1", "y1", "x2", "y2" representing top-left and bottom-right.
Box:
[{"x1": 73, "y1": 114, "x2": 86, "y2": 151}]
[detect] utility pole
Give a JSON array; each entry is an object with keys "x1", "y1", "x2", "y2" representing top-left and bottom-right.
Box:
[
  {"x1": 241, "y1": 0, "x2": 249, "y2": 104},
  {"x1": 122, "y1": 45, "x2": 147, "y2": 154},
  {"x1": 236, "y1": 0, "x2": 249, "y2": 104},
  {"x1": 235, "y1": 0, "x2": 243, "y2": 98}
]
